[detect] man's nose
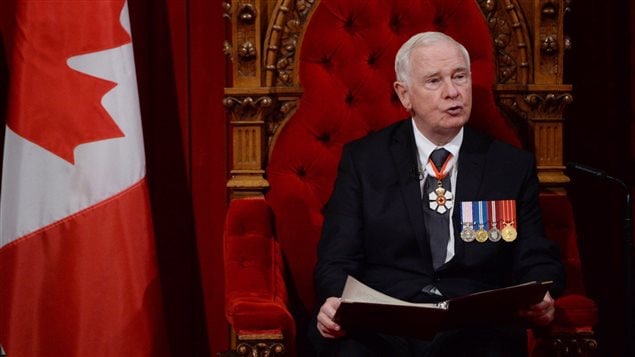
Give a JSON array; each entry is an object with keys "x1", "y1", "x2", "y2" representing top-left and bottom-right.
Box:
[{"x1": 443, "y1": 79, "x2": 460, "y2": 98}]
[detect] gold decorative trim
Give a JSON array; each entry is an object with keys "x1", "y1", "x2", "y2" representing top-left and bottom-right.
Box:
[
  {"x1": 265, "y1": 97, "x2": 300, "y2": 158},
  {"x1": 477, "y1": 0, "x2": 531, "y2": 84},
  {"x1": 238, "y1": 3, "x2": 257, "y2": 24},
  {"x1": 225, "y1": 0, "x2": 265, "y2": 87},
  {"x1": 264, "y1": 0, "x2": 317, "y2": 87},
  {"x1": 224, "y1": 95, "x2": 273, "y2": 122},
  {"x1": 496, "y1": 85, "x2": 572, "y2": 185},
  {"x1": 236, "y1": 341, "x2": 285, "y2": 357},
  {"x1": 550, "y1": 332, "x2": 598, "y2": 356},
  {"x1": 224, "y1": 94, "x2": 273, "y2": 194},
  {"x1": 223, "y1": 88, "x2": 303, "y2": 196},
  {"x1": 496, "y1": 89, "x2": 573, "y2": 120},
  {"x1": 535, "y1": 0, "x2": 566, "y2": 83},
  {"x1": 222, "y1": 2, "x2": 232, "y2": 18},
  {"x1": 234, "y1": 332, "x2": 286, "y2": 357},
  {"x1": 524, "y1": 92, "x2": 573, "y2": 116}
]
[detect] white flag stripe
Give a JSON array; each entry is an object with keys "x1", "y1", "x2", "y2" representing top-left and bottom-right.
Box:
[{"x1": 0, "y1": 3, "x2": 144, "y2": 245}]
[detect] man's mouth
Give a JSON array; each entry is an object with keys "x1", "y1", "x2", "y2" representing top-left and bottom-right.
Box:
[{"x1": 446, "y1": 105, "x2": 463, "y2": 115}]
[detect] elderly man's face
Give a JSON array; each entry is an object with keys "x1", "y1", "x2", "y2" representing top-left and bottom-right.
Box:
[{"x1": 394, "y1": 41, "x2": 472, "y2": 145}]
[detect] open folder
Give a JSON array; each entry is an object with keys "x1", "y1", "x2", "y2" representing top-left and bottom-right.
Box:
[{"x1": 333, "y1": 276, "x2": 553, "y2": 339}]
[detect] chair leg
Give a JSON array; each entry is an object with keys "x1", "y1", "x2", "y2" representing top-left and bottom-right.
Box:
[
  {"x1": 232, "y1": 331, "x2": 286, "y2": 357},
  {"x1": 549, "y1": 331, "x2": 598, "y2": 357}
]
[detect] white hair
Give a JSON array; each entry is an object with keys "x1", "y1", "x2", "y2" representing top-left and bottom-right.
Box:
[{"x1": 394, "y1": 32, "x2": 471, "y2": 85}]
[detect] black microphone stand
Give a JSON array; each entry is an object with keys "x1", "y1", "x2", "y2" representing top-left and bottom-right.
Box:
[
  {"x1": 616, "y1": 178, "x2": 633, "y2": 357},
  {"x1": 567, "y1": 163, "x2": 633, "y2": 356}
]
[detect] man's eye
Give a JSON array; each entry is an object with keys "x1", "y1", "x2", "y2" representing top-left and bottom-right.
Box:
[
  {"x1": 453, "y1": 73, "x2": 468, "y2": 83},
  {"x1": 424, "y1": 78, "x2": 441, "y2": 89}
]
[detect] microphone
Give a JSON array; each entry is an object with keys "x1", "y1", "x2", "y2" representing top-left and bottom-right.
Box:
[
  {"x1": 566, "y1": 162, "x2": 607, "y2": 179},
  {"x1": 568, "y1": 161, "x2": 633, "y2": 356},
  {"x1": 410, "y1": 167, "x2": 423, "y2": 181},
  {"x1": 566, "y1": 162, "x2": 628, "y2": 190}
]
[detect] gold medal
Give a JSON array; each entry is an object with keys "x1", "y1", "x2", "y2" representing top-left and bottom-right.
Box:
[
  {"x1": 473, "y1": 201, "x2": 489, "y2": 243},
  {"x1": 501, "y1": 224, "x2": 517, "y2": 242},
  {"x1": 499, "y1": 200, "x2": 517, "y2": 242},
  {"x1": 476, "y1": 228, "x2": 489, "y2": 243}
]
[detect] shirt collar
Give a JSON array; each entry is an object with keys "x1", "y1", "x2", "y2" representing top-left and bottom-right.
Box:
[{"x1": 412, "y1": 119, "x2": 463, "y2": 172}]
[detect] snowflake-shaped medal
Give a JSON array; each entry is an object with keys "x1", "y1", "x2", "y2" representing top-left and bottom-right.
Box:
[{"x1": 428, "y1": 185, "x2": 453, "y2": 214}]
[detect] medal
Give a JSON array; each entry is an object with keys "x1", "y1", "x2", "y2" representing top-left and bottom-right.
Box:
[
  {"x1": 428, "y1": 183, "x2": 453, "y2": 214},
  {"x1": 502, "y1": 224, "x2": 517, "y2": 242},
  {"x1": 461, "y1": 224, "x2": 476, "y2": 242},
  {"x1": 426, "y1": 150, "x2": 454, "y2": 214},
  {"x1": 488, "y1": 200, "x2": 502, "y2": 242},
  {"x1": 476, "y1": 229, "x2": 489, "y2": 243},
  {"x1": 500, "y1": 199, "x2": 517, "y2": 242},
  {"x1": 474, "y1": 201, "x2": 488, "y2": 243},
  {"x1": 460, "y1": 201, "x2": 476, "y2": 242}
]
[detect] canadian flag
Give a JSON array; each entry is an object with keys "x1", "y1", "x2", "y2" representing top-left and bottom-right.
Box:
[{"x1": 0, "y1": 1, "x2": 168, "y2": 355}]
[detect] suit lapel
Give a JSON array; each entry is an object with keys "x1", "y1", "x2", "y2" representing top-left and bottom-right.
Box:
[
  {"x1": 455, "y1": 129, "x2": 487, "y2": 202},
  {"x1": 390, "y1": 120, "x2": 430, "y2": 258}
]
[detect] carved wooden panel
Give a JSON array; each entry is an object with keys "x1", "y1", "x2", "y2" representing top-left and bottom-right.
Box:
[{"x1": 477, "y1": 0, "x2": 532, "y2": 84}]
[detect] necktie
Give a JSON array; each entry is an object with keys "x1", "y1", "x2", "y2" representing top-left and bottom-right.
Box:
[
  {"x1": 424, "y1": 148, "x2": 451, "y2": 270},
  {"x1": 430, "y1": 148, "x2": 450, "y2": 172}
]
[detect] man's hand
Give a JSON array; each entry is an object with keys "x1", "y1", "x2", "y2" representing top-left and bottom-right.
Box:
[
  {"x1": 518, "y1": 291, "x2": 555, "y2": 326},
  {"x1": 317, "y1": 297, "x2": 346, "y2": 338}
]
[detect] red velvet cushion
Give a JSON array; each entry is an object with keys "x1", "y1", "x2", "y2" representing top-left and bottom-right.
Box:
[
  {"x1": 539, "y1": 193, "x2": 586, "y2": 295},
  {"x1": 223, "y1": 199, "x2": 295, "y2": 345},
  {"x1": 267, "y1": 0, "x2": 522, "y2": 315},
  {"x1": 553, "y1": 294, "x2": 598, "y2": 329}
]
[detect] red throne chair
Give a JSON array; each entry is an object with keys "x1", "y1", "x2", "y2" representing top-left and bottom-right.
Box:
[{"x1": 222, "y1": 0, "x2": 598, "y2": 355}]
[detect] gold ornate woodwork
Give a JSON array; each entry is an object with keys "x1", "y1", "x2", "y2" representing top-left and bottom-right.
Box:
[
  {"x1": 223, "y1": 87, "x2": 302, "y2": 198},
  {"x1": 551, "y1": 333, "x2": 598, "y2": 357},
  {"x1": 230, "y1": 331, "x2": 285, "y2": 357},
  {"x1": 530, "y1": 329, "x2": 598, "y2": 357},
  {"x1": 236, "y1": 339, "x2": 285, "y2": 357},
  {"x1": 477, "y1": 0, "x2": 532, "y2": 84},
  {"x1": 224, "y1": 0, "x2": 308, "y2": 199},
  {"x1": 223, "y1": 92, "x2": 270, "y2": 197},
  {"x1": 476, "y1": 0, "x2": 572, "y2": 186},
  {"x1": 546, "y1": 332, "x2": 598, "y2": 357},
  {"x1": 263, "y1": 0, "x2": 316, "y2": 87},
  {"x1": 497, "y1": 85, "x2": 573, "y2": 186}
]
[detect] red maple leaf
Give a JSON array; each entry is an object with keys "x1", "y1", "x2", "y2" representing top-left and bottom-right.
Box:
[{"x1": 7, "y1": 0, "x2": 130, "y2": 164}]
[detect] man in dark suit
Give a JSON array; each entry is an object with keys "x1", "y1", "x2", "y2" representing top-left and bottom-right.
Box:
[{"x1": 311, "y1": 32, "x2": 565, "y2": 356}]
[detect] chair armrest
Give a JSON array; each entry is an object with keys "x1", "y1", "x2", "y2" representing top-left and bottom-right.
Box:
[
  {"x1": 223, "y1": 198, "x2": 295, "y2": 351},
  {"x1": 528, "y1": 295, "x2": 598, "y2": 356},
  {"x1": 552, "y1": 294, "x2": 598, "y2": 333}
]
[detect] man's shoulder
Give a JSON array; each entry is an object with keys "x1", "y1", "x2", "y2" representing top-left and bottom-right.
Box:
[{"x1": 345, "y1": 119, "x2": 410, "y2": 151}]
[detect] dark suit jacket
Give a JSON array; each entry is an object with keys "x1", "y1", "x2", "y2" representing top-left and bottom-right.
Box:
[{"x1": 314, "y1": 119, "x2": 565, "y2": 306}]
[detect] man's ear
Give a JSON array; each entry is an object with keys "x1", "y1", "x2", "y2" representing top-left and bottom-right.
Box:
[{"x1": 393, "y1": 81, "x2": 411, "y2": 111}]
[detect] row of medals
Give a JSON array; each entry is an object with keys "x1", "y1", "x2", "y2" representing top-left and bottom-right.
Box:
[
  {"x1": 460, "y1": 222, "x2": 517, "y2": 243},
  {"x1": 429, "y1": 181, "x2": 517, "y2": 243}
]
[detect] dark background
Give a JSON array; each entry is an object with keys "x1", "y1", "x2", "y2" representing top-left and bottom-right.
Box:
[{"x1": 565, "y1": 1, "x2": 634, "y2": 356}]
